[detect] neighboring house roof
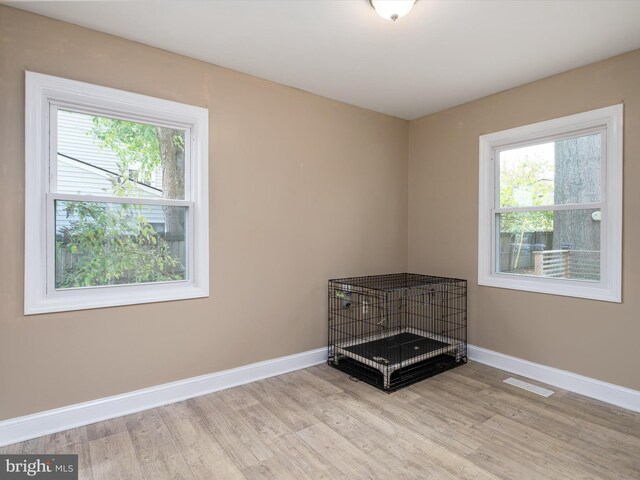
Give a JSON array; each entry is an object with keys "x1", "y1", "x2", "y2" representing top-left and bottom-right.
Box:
[{"x1": 57, "y1": 153, "x2": 163, "y2": 198}]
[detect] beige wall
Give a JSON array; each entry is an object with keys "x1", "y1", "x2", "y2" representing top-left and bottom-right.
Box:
[
  {"x1": 409, "y1": 49, "x2": 640, "y2": 391},
  {"x1": 2, "y1": 5, "x2": 639, "y2": 422},
  {"x1": 0, "y1": 6, "x2": 409, "y2": 420}
]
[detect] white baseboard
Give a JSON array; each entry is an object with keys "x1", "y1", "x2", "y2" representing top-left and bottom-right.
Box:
[
  {"x1": 3, "y1": 344, "x2": 637, "y2": 447},
  {"x1": 0, "y1": 347, "x2": 328, "y2": 448},
  {"x1": 468, "y1": 345, "x2": 640, "y2": 413}
]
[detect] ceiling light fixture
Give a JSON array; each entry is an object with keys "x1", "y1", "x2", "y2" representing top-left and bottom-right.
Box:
[{"x1": 370, "y1": 0, "x2": 416, "y2": 22}]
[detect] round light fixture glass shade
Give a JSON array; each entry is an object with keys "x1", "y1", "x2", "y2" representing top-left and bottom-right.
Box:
[{"x1": 370, "y1": 0, "x2": 416, "y2": 21}]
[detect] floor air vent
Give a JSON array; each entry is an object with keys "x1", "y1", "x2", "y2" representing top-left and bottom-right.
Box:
[{"x1": 503, "y1": 377, "x2": 554, "y2": 397}]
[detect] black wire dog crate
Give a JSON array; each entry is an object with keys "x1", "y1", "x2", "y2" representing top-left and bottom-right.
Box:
[{"x1": 328, "y1": 273, "x2": 467, "y2": 392}]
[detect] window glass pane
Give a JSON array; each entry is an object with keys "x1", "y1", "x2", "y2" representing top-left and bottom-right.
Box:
[
  {"x1": 499, "y1": 133, "x2": 601, "y2": 207},
  {"x1": 55, "y1": 200, "x2": 187, "y2": 288},
  {"x1": 497, "y1": 209, "x2": 600, "y2": 281},
  {"x1": 57, "y1": 110, "x2": 185, "y2": 200}
]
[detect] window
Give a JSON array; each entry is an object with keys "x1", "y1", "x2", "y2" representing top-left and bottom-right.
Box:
[
  {"x1": 478, "y1": 105, "x2": 622, "y2": 302},
  {"x1": 25, "y1": 72, "x2": 209, "y2": 314}
]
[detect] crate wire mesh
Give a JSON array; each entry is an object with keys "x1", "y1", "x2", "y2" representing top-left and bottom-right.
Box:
[{"x1": 328, "y1": 273, "x2": 467, "y2": 391}]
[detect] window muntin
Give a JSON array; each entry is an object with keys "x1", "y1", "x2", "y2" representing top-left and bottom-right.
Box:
[
  {"x1": 25, "y1": 72, "x2": 209, "y2": 314},
  {"x1": 478, "y1": 105, "x2": 622, "y2": 302}
]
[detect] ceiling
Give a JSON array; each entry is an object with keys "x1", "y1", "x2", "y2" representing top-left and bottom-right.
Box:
[{"x1": 8, "y1": 0, "x2": 640, "y2": 119}]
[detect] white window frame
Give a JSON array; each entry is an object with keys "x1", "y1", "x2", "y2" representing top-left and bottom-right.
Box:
[
  {"x1": 478, "y1": 105, "x2": 623, "y2": 302},
  {"x1": 25, "y1": 72, "x2": 209, "y2": 314}
]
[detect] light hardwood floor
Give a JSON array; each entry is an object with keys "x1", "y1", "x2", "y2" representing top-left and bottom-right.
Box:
[{"x1": 2, "y1": 362, "x2": 640, "y2": 479}]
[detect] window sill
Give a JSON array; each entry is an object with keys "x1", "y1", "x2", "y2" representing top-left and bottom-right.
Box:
[
  {"x1": 24, "y1": 281, "x2": 209, "y2": 315},
  {"x1": 478, "y1": 273, "x2": 621, "y2": 303}
]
